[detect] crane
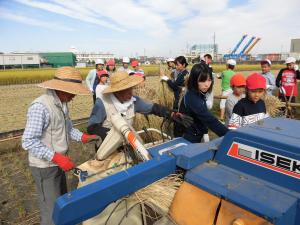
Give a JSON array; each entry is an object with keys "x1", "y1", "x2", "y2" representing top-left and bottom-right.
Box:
[
  {"x1": 231, "y1": 34, "x2": 247, "y2": 54},
  {"x1": 244, "y1": 37, "x2": 261, "y2": 55}
]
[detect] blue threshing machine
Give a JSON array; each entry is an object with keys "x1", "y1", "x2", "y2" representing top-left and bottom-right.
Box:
[{"x1": 53, "y1": 117, "x2": 300, "y2": 225}]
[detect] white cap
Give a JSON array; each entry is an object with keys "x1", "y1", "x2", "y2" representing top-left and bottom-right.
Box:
[
  {"x1": 261, "y1": 59, "x2": 271, "y2": 65},
  {"x1": 95, "y1": 59, "x2": 104, "y2": 65},
  {"x1": 166, "y1": 58, "x2": 175, "y2": 62},
  {"x1": 227, "y1": 59, "x2": 236, "y2": 66},
  {"x1": 122, "y1": 56, "x2": 130, "y2": 63},
  {"x1": 285, "y1": 57, "x2": 296, "y2": 64}
]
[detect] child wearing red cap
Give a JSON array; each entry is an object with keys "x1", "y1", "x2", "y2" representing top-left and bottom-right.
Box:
[
  {"x1": 106, "y1": 59, "x2": 116, "y2": 76},
  {"x1": 225, "y1": 73, "x2": 246, "y2": 126},
  {"x1": 131, "y1": 60, "x2": 144, "y2": 74},
  {"x1": 95, "y1": 70, "x2": 109, "y2": 99},
  {"x1": 228, "y1": 73, "x2": 268, "y2": 129}
]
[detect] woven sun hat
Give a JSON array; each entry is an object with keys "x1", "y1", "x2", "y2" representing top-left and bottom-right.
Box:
[
  {"x1": 102, "y1": 71, "x2": 143, "y2": 94},
  {"x1": 38, "y1": 67, "x2": 90, "y2": 95}
]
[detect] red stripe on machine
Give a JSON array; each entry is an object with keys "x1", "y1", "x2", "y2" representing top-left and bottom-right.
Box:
[{"x1": 227, "y1": 142, "x2": 300, "y2": 179}]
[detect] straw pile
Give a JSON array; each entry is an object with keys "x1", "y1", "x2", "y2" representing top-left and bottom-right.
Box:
[
  {"x1": 264, "y1": 95, "x2": 285, "y2": 117},
  {"x1": 133, "y1": 173, "x2": 183, "y2": 216}
]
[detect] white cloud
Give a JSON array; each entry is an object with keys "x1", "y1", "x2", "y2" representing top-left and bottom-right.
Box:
[
  {"x1": 4, "y1": 0, "x2": 300, "y2": 56},
  {"x1": 15, "y1": 0, "x2": 126, "y2": 32},
  {"x1": 178, "y1": 0, "x2": 300, "y2": 53},
  {"x1": 0, "y1": 7, "x2": 74, "y2": 31}
]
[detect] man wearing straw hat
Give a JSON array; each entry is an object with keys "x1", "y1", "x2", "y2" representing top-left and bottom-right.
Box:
[
  {"x1": 22, "y1": 67, "x2": 100, "y2": 225},
  {"x1": 87, "y1": 71, "x2": 193, "y2": 160}
]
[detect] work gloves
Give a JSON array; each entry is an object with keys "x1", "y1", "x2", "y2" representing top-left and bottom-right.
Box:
[
  {"x1": 52, "y1": 152, "x2": 75, "y2": 172},
  {"x1": 160, "y1": 75, "x2": 169, "y2": 82},
  {"x1": 294, "y1": 65, "x2": 299, "y2": 71},
  {"x1": 171, "y1": 112, "x2": 194, "y2": 128},
  {"x1": 81, "y1": 133, "x2": 101, "y2": 143}
]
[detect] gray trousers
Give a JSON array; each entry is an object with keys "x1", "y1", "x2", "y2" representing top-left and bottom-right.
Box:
[{"x1": 30, "y1": 166, "x2": 67, "y2": 225}]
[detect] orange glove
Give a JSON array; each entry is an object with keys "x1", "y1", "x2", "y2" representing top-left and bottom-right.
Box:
[
  {"x1": 52, "y1": 152, "x2": 75, "y2": 172},
  {"x1": 81, "y1": 133, "x2": 101, "y2": 143}
]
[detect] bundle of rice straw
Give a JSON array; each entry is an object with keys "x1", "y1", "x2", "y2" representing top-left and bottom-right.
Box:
[
  {"x1": 133, "y1": 173, "x2": 183, "y2": 217},
  {"x1": 264, "y1": 95, "x2": 285, "y2": 117}
]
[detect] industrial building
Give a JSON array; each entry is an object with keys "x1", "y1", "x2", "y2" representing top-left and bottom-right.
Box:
[
  {"x1": 290, "y1": 39, "x2": 300, "y2": 53},
  {"x1": 69, "y1": 46, "x2": 114, "y2": 64},
  {"x1": 0, "y1": 53, "x2": 41, "y2": 69},
  {"x1": 185, "y1": 44, "x2": 218, "y2": 60},
  {"x1": 40, "y1": 52, "x2": 76, "y2": 67}
]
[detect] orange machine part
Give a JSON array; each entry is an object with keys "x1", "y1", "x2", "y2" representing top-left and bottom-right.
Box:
[
  {"x1": 216, "y1": 200, "x2": 273, "y2": 225},
  {"x1": 169, "y1": 182, "x2": 221, "y2": 225}
]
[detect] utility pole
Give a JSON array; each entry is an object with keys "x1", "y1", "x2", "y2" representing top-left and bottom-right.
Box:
[{"x1": 213, "y1": 32, "x2": 217, "y2": 61}]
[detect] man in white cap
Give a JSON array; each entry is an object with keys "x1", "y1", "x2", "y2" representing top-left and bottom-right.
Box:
[
  {"x1": 260, "y1": 59, "x2": 276, "y2": 96},
  {"x1": 87, "y1": 71, "x2": 193, "y2": 158},
  {"x1": 218, "y1": 59, "x2": 236, "y2": 122},
  {"x1": 86, "y1": 59, "x2": 105, "y2": 103},
  {"x1": 276, "y1": 57, "x2": 300, "y2": 103},
  {"x1": 117, "y1": 56, "x2": 132, "y2": 73},
  {"x1": 22, "y1": 67, "x2": 100, "y2": 225}
]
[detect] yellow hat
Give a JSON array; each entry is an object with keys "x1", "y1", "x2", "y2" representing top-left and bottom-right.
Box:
[
  {"x1": 38, "y1": 67, "x2": 90, "y2": 95},
  {"x1": 102, "y1": 71, "x2": 143, "y2": 94}
]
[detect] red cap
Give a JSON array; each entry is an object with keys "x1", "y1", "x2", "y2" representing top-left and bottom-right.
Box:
[
  {"x1": 97, "y1": 70, "x2": 109, "y2": 78},
  {"x1": 246, "y1": 73, "x2": 266, "y2": 90},
  {"x1": 230, "y1": 73, "x2": 246, "y2": 87},
  {"x1": 107, "y1": 59, "x2": 115, "y2": 66},
  {"x1": 131, "y1": 60, "x2": 139, "y2": 67}
]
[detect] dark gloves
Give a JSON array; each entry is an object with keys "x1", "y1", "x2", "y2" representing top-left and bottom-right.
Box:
[
  {"x1": 171, "y1": 112, "x2": 194, "y2": 128},
  {"x1": 151, "y1": 103, "x2": 194, "y2": 128}
]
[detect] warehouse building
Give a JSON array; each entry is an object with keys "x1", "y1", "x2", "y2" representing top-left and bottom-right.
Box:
[
  {"x1": 40, "y1": 52, "x2": 76, "y2": 67},
  {"x1": 290, "y1": 39, "x2": 300, "y2": 53},
  {"x1": 0, "y1": 53, "x2": 41, "y2": 69}
]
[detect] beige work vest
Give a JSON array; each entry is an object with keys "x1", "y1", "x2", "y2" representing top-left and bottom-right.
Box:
[{"x1": 29, "y1": 90, "x2": 70, "y2": 168}]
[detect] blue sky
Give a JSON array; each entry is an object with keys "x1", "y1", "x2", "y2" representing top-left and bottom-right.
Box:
[{"x1": 0, "y1": 0, "x2": 299, "y2": 57}]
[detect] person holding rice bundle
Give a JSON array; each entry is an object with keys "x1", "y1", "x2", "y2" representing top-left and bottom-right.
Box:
[
  {"x1": 178, "y1": 63, "x2": 228, "y2": 143},
  {"x1": 86, "y1": 59, "x2": 105, "y2": 104},
  {"x1": 87, "y1": 71, "x2": 193, "y2": 153},
  {"x1": 160, "y1": 56, "x2": 189, "y2": 137},
  {"x1": 228, "y1": 73, "x2": 268, "y2": 129},
  {"x1": 106, "y1": 59, "x2": 116, "y2": 76}
]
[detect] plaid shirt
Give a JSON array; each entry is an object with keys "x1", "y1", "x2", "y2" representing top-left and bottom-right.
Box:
[{"x1": 22, "y1": 102, "x2": 83, "y2": 161}]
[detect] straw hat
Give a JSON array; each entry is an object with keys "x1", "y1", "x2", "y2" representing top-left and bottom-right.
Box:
[
  {"x1": 38, "y1": 67, "x2": 90, "y2": 95},
  {"x1": 102, "y1": 71, "x2": 143, "y2": 94}
]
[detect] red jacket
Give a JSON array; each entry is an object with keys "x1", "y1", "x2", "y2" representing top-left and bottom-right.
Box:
[{"x1": 276, "y1": 68, "x2": 300, "y2": 96}]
